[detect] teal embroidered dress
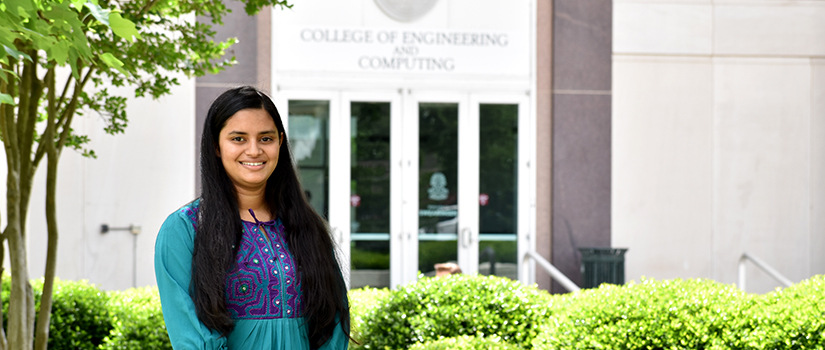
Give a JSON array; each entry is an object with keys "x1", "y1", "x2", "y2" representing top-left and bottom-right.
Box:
[{"x1": 154, "y1": 200, "x2": 349, "y2": 349}]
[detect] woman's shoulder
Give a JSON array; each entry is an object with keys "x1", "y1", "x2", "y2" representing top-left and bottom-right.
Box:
[
  {"x1": 160, "y1": 199, "x2": 201, "y2": 234},
  {"x1": 176, "y1": 199, "x2": 201, "y2": 224}
]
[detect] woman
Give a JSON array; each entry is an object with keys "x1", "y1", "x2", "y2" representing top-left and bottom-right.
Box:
[{"x1": 155, "y1": 86, "x2": 350, "y2": 349}]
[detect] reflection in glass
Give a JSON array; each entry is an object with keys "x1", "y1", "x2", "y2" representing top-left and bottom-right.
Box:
[
  {"x1": 349, "y1": 102, "x2": 391, "y2": 289},
  {"x1": 288, "y1": 100, "x2": 329, "y2": 218},
  {"x1": 418, "y1": 103, "x2": 459, "y2": 274},
  {"x1": 478, "y1": 104, "x2": 518, "y2": 279}
]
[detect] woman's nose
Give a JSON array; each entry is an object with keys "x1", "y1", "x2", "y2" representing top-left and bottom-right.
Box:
[{"x1": 246, "y1": 141, "x2": 262, "y2": 155}]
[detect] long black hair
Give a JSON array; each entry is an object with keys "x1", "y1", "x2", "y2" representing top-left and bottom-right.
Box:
[{"x1": 192, "y1": 86, "x2": 350, "y2": 348}]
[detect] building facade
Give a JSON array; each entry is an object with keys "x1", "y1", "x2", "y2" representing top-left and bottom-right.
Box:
[
  {"x1": 8, "y1": 0, "x2": 823, "y2": 294},
  {"x1": 612, "y1": 0, "x2": 825, "y2": 294}
]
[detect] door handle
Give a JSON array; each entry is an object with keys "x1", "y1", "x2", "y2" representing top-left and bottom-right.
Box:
[{"x1": 460, "y1": 227, "x2": 472, "y2": 248}]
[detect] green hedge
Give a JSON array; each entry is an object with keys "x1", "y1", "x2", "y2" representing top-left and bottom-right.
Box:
[
  {"x1": 350, "y1": 275, "x2": 825, "y2": 350},
  {"x1": 1, "y1": 276, "x2": 166, "y2": 349},
  {"x1": 101, "y1": 286, "x2": 170, "y2": 350},
  {"x1": 42, "y1": 279, "x2": 114, "y2": 350},
  {"x1": 410, "y1": 335, "x2": 524, "y2": 350},
  {"x1": 724, "y1": 274, "x2": 825, "y2": 349},
  {"x1": 0, "y1": 273, "x2": 822, "y2": 349},
  {"x1": 354, "y1": 274, "x2": 561, "y2": 349},
  {"x1": 530, "y1": 276, "x2": 825, "y2": 350},
  {"x1": 1, "y1": 275, "x2": 113, "y2": 350},
  {"x1": 348, "y1": 286, "x2": 391, "y2": 347},
  {"x1": 532, "y1": 278, "x2": 753, "y2": 349}
]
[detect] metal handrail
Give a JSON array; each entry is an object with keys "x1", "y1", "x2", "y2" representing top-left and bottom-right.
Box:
[
  {"x1": 738, "y1": 252, "x2": 793, "y2": 291},
  {"x1": 522, "y1": 250, "x2": 581, "y2": 292}
]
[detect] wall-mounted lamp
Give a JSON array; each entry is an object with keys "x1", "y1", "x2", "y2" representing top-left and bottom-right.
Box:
[{"x1": 100, "y1": 224, "x2": 141, "y2": 235}]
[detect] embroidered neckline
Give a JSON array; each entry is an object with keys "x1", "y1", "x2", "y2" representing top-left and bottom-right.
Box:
[{"x1": 246, "y1": 209, "x2": 278, "y2": 226}]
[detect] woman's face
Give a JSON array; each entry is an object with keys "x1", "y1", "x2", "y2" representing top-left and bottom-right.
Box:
[{"x1": 217, "y1": 108, "x2": 283, "y2": 193}]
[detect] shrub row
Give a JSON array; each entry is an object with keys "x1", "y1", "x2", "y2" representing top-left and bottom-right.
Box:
[
  {"x1": 351, "y1": 274, "x2": 825, "y2": 350},
  {"x1": 350, "y1": 273, "x2": 561, "y2": 349},
  {"x1": 3, "y1": 273, "x2": 822, "y2": 349},
  {"x1": 535, "y1": 278, "x2": 752, "y2": 349},
  {"x1": 1, "y1": 275, "x2": 169, "y2": 350},
  {"x1": 409, "y1": 335, "x2": 523, "y2": 350}
]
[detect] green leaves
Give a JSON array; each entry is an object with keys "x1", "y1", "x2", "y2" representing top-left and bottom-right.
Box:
[
  {"x1": 1, "y1": 0, "x2": 294, "y2": 157},
  {"x1": 85, "y1": 2, "x2": 111, "y2": 26},
  {"x1": 98, "y1": 53, "x2": 126, "y2": 75},
  {"x1": 3, "y1": 45, "x2": 31, "y2": 61},
  {"x1": 409, "y1": 335, "x2": 523, "y2": 350},
  {"x1": 0, "y1": 93, "x2": 14, "y2": 106},
  {"x1": 353, "y1": 275, "x2": 825, "y2": 349},
  {"x1": 354, "y1": 274, "x2": 557, "y2": 349},
  {"x1": 4, "y1": 0, "x2": 36, "y2": 18},
  {"x1": 0, "y1": 0, "x2": 141, "y2": 77},
  {"x1": 70, "y1": 0, "x2": 89, "y2": 11},
  {"x1": 50, "y1": 40, "x2": 71, "y2": 64},
  {"x1": 531, "y1": 276, "x2": 825, "y2": 349},
  {"x1": 101, "y1": 286, "x2": 171, "y2": 350},
  {"x1": 108, "y1": 12, "x2": 140, "y2": 42},
  {"x1": 1, "y1": 276, "x2": 171, "y2": 349},
  {"x1": 1, "y1": 276, "x2": 113, "y2": 349}
]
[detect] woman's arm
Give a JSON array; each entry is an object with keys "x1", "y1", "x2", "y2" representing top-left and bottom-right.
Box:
[{"x1": 154, "y1": 210, "x2": 228, "y2": 350}]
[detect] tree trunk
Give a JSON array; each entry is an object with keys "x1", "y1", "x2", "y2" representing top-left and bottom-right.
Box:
[
  {"x1": 6, "y1": 150, "x2": 34, "y2": 350},
  {"x1": 34, "y1": 68, "x2": 59, "y2": 350},
  {"x1": 6, "y1": 230, "x2": 33, "y2": 350},
  {"x1": 3, "y1": 51, "x2": 38, "y2": 350},
  {"x1": 0, "y1": 68, "x2": 11, "y2": 350},
  {"x1": 0, "y1": 59, "x2": 30, "y2": 350}
]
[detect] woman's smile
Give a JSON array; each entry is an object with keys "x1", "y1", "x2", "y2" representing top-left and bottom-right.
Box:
[{"x1": 240, "y1": 161, "x2": 266, "y2": 169}]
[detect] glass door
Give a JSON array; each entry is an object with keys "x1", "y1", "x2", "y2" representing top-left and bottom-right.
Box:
[
  {"x1": 280, "y1": 91, "x2": 530, "y2": 289},
  {"x1": 400, "y1": 93, "x2": 528, "y2": 285},
  {"x1": 397, "y1": 93, "x2": 477, "y2": 284},
  {"x1": 475, "y1": 101, "x2": 523, "y2": 281},
  {"x1": 416, "y1": 102, "x2": 463, "y2": 275},
  {"x1": 342, "y1": 93, "x2": 400, "y2": 289}
]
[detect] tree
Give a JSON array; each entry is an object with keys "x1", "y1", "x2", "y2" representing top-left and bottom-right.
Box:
[{"x1": 0, "y1": 0, "x2": 289, "y2": 348}]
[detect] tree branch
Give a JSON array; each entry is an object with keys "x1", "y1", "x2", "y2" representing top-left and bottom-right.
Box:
[
  {"x1": 54, "y1": 68, "x2": 93, "y2": 153},
  {"x1": 15, "y1": 51, "x2": 34, "y2": 152},
  {"x1": 33, "y1": 67, "x2": 93, "y2": 165},
  {"x1": 0, "y1": 62, "x2": 16, "y2": 166},
  {"x1": 34, "y1": 67, "x2": 58, "y2": 350},
  {"x1": 138, "y1": 0, "x2": 162, "y2": 18},
  {"x1": 58, "y1": 68, "x2": 93, "y2": 132},
  {"x1": 55, "y1": 70, "x2": 73, "y2": 119},
  {"x1": 18, "y1": 55, "x2": 45, "y2": 226},
  {"x1": 1, "y1": 59, "x2": 20, "y2": 182}
]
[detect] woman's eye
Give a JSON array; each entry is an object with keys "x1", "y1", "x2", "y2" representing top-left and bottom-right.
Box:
[
  {"x1": 261, "y1": 136, "x2": 274, "y2": 142},
  {"x1": 231, "y1": 136, "x2": 244, "y2": 142}
]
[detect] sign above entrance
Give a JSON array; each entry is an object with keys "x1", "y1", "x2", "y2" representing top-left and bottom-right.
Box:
[
  {"x1": 274, "y1": 25, "x2": 529, "y2": 77},
  {"x1": 374, "y1": 0, "x2": 438, "y2": 22}
]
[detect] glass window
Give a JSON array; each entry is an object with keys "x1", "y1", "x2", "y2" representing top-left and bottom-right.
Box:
[
  {"x1": 288, "y1": 100, "x2": 330, "y2": 218},
  {"x1": 418, "y1": 103, "x2": 459, "y2": 275},
  {"x1": 478, "y1": 103, "x2": 518, "y2": 280},
  {"x1": 349, "y1": 102, "x2": 392, "y2": 288}
]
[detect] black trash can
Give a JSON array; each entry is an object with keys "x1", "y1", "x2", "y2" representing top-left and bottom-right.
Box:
[{"x1": 578, "y1": 247, "x2": 628, "y2": 288}]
